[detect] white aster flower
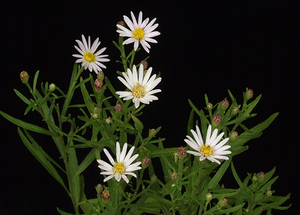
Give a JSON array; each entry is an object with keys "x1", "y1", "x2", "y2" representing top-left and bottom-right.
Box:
[
  {"x1": 116, "y1": 64, "x2": 162, "y2": 109},
  {"x1": 97, "y1": 142, "x2": 142, "y2": 183},
  {"x1": 117, "y1": 11, "x2": 160, "y2": 53},
  {"x1": 72, "y1": 35, "x2": 110, "y2": 74},
  {"x1": 184, "y1": 125, "x2": 231, "y2": 165}
]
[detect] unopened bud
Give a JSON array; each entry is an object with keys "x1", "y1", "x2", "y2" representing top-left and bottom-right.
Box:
[
  {"x1": 257, "y1": 172, "x2": 265, "y2": 183},
  {"x1": 266, "y1": 190, "x2": 273, "y2": 197},
  {"x1": 115, "y1": 103, "x2": 123, "y2": 113},
  {"x1": 94, "y1": 79, "x2": 103, "y2": 93},
  {"x1": 142, "y1": 156, "x2": 151, "y2": 169},
  {"x1": 206, "y1": 193, "x2": 213, "y2": 202},
  {"x1": 93, "y1": 106, "x2": 99, "y2": 114},
  {"x1": 105, "y1": 117, "x2": 112, "y2": 124},
  {"x1": 49, "y1": 83, "x2": 56, "y2": 92},
  {"x1": 20, "y1": 71, "x2": 29, "y2": 83},
  {"x1": 207, "y1": 103, "x2": 213, "y2": 110},
  {"x1": 219, "y1": 198, "x2": 228, "y2": 208},
  {"x1": 221, "y1": 99, "x2": 229, "y2": 110},
  {"x1": 95, "y1": 184, "x2": 103, "y2": 194},
  {"x1": 151, "y1": 175, "x2": 157, "y2": 183},
  {"x1": 117, "y1": 21, "x2": 125, "y2": 30},
  {"x1": 101, "y1": 188, "x2": 111, "y2": 203},
  {"x1": 97, "y1": 71, "x2": 104, "y2": 81},
  {"x1": 173, "y1": 151, "x2": 179, "y2": 163},
  {"x1": 252, "y1": 175, "x2": 258, "y2": 182},
  {"x1": 171, "y1": 172, "x2": 178, "y2": 180},
  {"x1": 231, "y1": 106, "x2": 239, "y2": 116},
  {"x1": 148, "y1": 128, "x2": 156, "y2": 138},
  {"x1": 229, "y1": 131, "x2": 238, "y2": 140},
  {"x1": 140, "y1": 60, "x2": 148, "y2": 70},
  {"x1": 212, "y1": 114, "x2": 222, "y2": 127},
  {"x1": 177, "y1": 146, "x2": 186, "y2": 160},
  {"x1": 92, "y1": 113, "x2": 98, "y2": 119},
  {"x1": 245, "y1": 89, "x2": 253, "y2": 100}
]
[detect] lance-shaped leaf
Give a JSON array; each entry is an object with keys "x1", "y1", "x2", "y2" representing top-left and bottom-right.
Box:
[
  {"x1": 0, "y1": 110, "x2": 54, "y2": 136},
  {"x1": 208, "y1": 158, "x2": 231, "y2": 189},
  {"x1": 18, "y1": 128, "x2": 68, "y2": 193}
]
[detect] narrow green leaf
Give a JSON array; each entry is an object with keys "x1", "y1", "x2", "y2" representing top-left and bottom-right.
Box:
[
  {"x1": 72, "y1": 148, "x2": 96, "y2": 181},
  {"x1": 208, "y1": 158, "x2": 231, "y2": 189},
  {"x1": 0, "y1": 110, "x2": 53, "y2": 136},
  {"x1": 130, "y1": 113, "x2": 143, "y2": 133},
  {"x1": 18, "y1": 128, "x2": 68, "y2": 193},
  {"x1": 188, "y1": 99, "x2": 202, "y2": 117},
  {"x1": 80, "y1": 76, "x2": 95, "y2": 114},
  {"x1": 32, "y1": 70, "x2": 40, "y2": 96},
  {"x1": 24, "y1": 129, "x2": 65, "y2": 173},
  {"x1": 214, "y1": 203, "x2": 245, "y2": 214},
  {"x1": 14, "y1": 89, "x2": 31, "y2": 105},
  {"x1": 57, "y1": 208, "x2": 74, "y2": 215},
  {"x1": 67, "y1": 139, "x2": 80, "y2": 205},
  {"x1": 231, "y1": 161, "x2": 245, "y2": 189}
]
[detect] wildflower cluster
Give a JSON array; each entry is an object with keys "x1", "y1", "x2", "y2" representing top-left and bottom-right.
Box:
[{"x1": 0, "y1": 11, "x2": 290, "y2": 215}]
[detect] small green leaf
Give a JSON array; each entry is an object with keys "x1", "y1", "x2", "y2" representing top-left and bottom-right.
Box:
[
  {"x1": 32, "y1": 70, "x2": 40, "y2": 95},
  {"x1": 14, "y1": 89, "x2": 31, "y2": 105}
]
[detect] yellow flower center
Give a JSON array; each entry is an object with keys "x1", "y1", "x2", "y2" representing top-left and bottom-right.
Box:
[
  {"x1": 200, "y1": 145, "x2": 213, "y2": 157},
  {"x1": 133, "y1": 27, "x2": 145, "y2": 40},
  {"x1": 113, "y1": 162, "x2": 126, "y2": 175},
  {"x1": 132, "y1": 83, "x2": 146, "y2": 98},
  {"x1": 84, "y1": 52, "x2": 96, "y2": 62}
]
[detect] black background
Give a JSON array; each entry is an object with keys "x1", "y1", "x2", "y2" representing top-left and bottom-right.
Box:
[{"x1": 1, "y1": 1, "x2": 298, "y2": 214}]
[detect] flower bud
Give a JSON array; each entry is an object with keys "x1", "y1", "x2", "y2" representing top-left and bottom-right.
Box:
[
  {"x1": 206, "y1": 193, "x2": 213, "y2": 202},
  {"x1": 93, "y1": 106, "x2": 99, "y2": 114},
  {"x1": 218, "y1": 198, "x2": 228, "y2": 208},
  {"x1": 94, "y1": 79, "x2": 103, "y2": 93},
  {"x1": 177, "y1": 146, "x2": 186, "y2": 160},
  {"x1": 148, "y1": 128, "x2": 156, "y2": 138},
  {"x1": 171, "y1": 172, "x2": 178, "y2": 180},
  {"x1": 97, "y1": 71, "x2": 104, "y2": 81},
  {"x1": 212, "y1": 114, "x2": 222, "y2": 127},
  {"x1": 252, "y1": 175, "x2": 258, "y2": 182},
  {"x1": 151, "y1": 175, "x2": 157, "y2": 183},
  {"x1": 231, "y1": 106, "x2": 239, "y2": 116},
  {"x1": 221, "y1": 99, "x2": 229, "y2": 110},
  {"x1": 140, "y1": 60, "x2": 148, "y2": 70},
  {"x1": 115, "y1": 103, "x2": 123, "y2": 113},
  {"x1": 20, "y1": 71, "x2": 29, "y2": 83},
  {"x1": 207, "y1": 103, "x2": 213, "y2": 110},
  {"x1": 266, "y1": 190, "x2": 272, "y2": 197},
  {"x1": 245, "y1": 89, "x2": 253, "y2": 100},
  {"x1": 257, "y1": 172, "x2": 265, "y2": 183},
  {"x1": 173, "y1": 151, "x2": 179, "y2": 163},
  {"x1": 49, "y1": 83, "x2": 56, "y2": 92},
  {"x1": 105, "y1": 117, "x2": 112, "y2": 124},
  {"x1": 92, "y1": 113, "x2": 98, "y2": 119},
  {"x1": 229, "y1": 131, "x2": 238, "y2": 140},
  {"x1": 95, "y1": 184, "x2": 103, "y2": 194},
  {"x1": 101, "y1": 188, "x2": 111, "y2": 203},
  {"x1": 117, "y1": 20, "x2": 125, "y2": 28},
  {"x1": 142, "y1": 156, "x2": 151, "y2": 169}
]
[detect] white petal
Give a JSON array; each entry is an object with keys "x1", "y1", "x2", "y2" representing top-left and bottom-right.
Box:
[
  {"x1": 119, "y1": 143, "x2": 128, "y2": 162},
  {"x1": 121, "y1": 175, "x2": 129, "y2": 183},
  {"x1": 103, "y1": 148, "x2": 115, "y2": 165}
]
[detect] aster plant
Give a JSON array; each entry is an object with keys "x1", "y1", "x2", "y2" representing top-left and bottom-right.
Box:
[{"x1": 0, "y1": 11, "x2": 291, "y2": 215}]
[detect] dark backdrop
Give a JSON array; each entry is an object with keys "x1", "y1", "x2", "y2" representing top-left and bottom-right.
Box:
[{"x1": 1, "y1": 1, "x2": 298, "y2": 214}]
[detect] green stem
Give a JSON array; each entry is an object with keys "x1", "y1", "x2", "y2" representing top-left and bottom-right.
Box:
[
  {"x1": 119, "y1": 37, "x2": 128, "y2": 72},
  {"x1": 129, "y1": 49, "x2": 136, "y2": 70}
]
